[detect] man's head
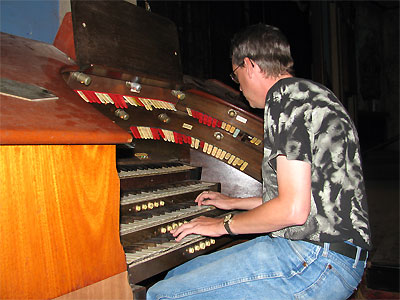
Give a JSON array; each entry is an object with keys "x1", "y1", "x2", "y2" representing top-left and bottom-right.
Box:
[
  {"x1": 230, "y1": 24, "x2": 294, "y2": 78},
  {"x1": 229, "y1": 24, "x2": 294, "y2": 108}
]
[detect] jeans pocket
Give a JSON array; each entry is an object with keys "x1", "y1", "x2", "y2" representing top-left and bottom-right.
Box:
[
  {"x1": 286, "y1": 239, "x2": 320, "y2": 266},
  {"x1": 294, "y1": 262, "x2": 359, "y2": 300}
]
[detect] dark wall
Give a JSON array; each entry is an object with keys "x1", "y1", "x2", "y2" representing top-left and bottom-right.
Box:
[
  {"x1": 354, "y1": 1, "x2": 399, "y2": 147},
  {"x1": 144, "y1": 0, "x2": 399, "y2": 150},
  {"x1": 146, "y1": 1, "x2": 312, "y2": 87}
]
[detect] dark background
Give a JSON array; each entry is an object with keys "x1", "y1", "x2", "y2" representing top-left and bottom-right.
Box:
[
  {"x1": 138, "y1": 0, "x2": 399, "y2": 154},
  {"x1": 140, "y1": 1, "x2": 313, "y2": 86}
]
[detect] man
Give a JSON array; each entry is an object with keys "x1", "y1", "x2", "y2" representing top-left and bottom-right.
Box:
[{"x1": 147, "y1": 24, "x2": 371, "y2": 300}]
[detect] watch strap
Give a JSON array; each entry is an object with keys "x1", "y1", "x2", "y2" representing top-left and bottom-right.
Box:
[{"x1": 223, "y1": 214, "x2": 236, "y2": 235}]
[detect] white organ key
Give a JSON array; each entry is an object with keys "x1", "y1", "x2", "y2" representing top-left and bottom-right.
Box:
[
  {"x1": 151, "y1": 99, "x2": 159, "y2": 110},
  {"x1": 118, "y1": 164, "x2": 196, "y2": 178},
  {"x1": 160, "y1": 100, "x2": 168, "y2": 110},
  {"x1": 125, "y1": 234, "x2": 204, "y2": 265},
  {"x1": 206, "y1": 144, "x2": 213, "y2": 155},
  {"x1": 163, "y1": 130, "x2": 170, "y2": 142},
  {"x1": 77, "y1": 91, "x2": 90, "y2": 102},
  {"x1": 240, "y1": 161, "x2": 248, "y2": 171},
  {"x1": 121, "y1": 182, "x2": 216, "y2": 205},
  {"x1": 163, "y1": 129, "x2": 171, "y2": 142},
  {"x1": 169, "y1": 130, "x2": 175, "y2": 143},
  {"x1": 124, "y1": 96, "x2": 138, "y2": 106},
  {"x1": 160, "y1": 101, "x2": 168, "y2": 110},
  {"x1": 219, "y1": 150, "x2": 226, "y2": 160},
  {"x1": 139, "y1": 126, "x2": 147, "y2": 139},
  {"x1": 95, "y1": 92, "x2": 106, "y2": 103},
  {"x1": 228, "y1": 155, "x2": 236, "y2": 164},
  {"x1": 103, "y1": 93, "x2": 114, "y2": 104},
  {"x1": 136, "y1": 126, "x2": 143, "y2": 138},
  {"x1": 139, "y1": 98, "x2": 152, "y2": 110},
  {"x1": 168, "y1": 102, "x2": 177, "y2": 111},
  {"x1": 120, "y1": 205, "x2": 214, "y2": 236},
  {"x1": 203, "y1": 142, "x2": 208, "y2": 153},
  {"x1": 145, "y1": 127, "x2": 152, "y2": 139},
  {"x1": 216, "y1": 148, "x2": 222, "y2": 159}
]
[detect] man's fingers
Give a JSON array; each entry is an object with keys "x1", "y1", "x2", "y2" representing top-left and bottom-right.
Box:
[
  {"x1": 171, "y1": 223, "x2": 195, "y2": 241},
  {"x1": 195, "y1": 191, "x2": 211, "y2": 203}
]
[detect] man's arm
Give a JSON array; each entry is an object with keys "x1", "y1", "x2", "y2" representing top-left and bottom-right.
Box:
[
  {"x1": 228, "y1": 155, "x2": 311, "y2": 234},
  {"x1": 171, "y1": 155, "x2": 311, "y2": 241}
]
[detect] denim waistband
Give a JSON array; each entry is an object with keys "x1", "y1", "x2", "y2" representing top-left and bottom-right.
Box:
[{"x1": 305, "y1": 240, "x2": 368, "y2": 261}]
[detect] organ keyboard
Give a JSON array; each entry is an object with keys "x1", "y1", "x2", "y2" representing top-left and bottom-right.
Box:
[
  {"x1": 115, "y1": 158, "x2": 236, "y2": 287},
  {"x1": 118, "y1": 163, "x2": 197, "y2": 178}
]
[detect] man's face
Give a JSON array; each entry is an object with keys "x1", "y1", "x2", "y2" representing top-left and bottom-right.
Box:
[{"x1": 232, "y1": 62, "x2": 265, "y2": 109}]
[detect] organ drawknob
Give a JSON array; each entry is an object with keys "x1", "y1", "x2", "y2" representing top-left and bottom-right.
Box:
[
  {"x1": 158, "y1": 113, "x2": 171, "y2": 123},
  {"x1": 114, "y1": 109, "x2": 130, "y2": 120},
  {"x1": 227, "y1": 109, "x2": 238, "y2": 118},
  {"x1": 213, "y1": 131, "x2": 224, "y2": 141},
  {"x1": 171, "y1": 90, "x2": 185, "y2": 100},
  {"x1": 126, "y1": 80, "x2": 142, "y2": 93},
  {"x1": 70, "y1": 72, "x2": 92, "y2": 86}
]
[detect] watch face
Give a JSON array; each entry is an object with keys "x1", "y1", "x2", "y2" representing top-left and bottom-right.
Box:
[{"x1": 224, "y1": 214, "x2": 232, "y2": 222}]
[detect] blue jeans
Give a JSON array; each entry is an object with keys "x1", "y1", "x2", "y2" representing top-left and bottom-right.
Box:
[{"x1": 146, "y1": 236, "x2": 367, "y2": 300}]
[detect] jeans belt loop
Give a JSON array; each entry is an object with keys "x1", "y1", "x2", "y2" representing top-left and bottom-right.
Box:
[
  {"x1": 307, "y1": 240, "x2": 368, "y2": 261},
  {"x1": 323, "y1": 242, "x2": 330, "y2": 257}
]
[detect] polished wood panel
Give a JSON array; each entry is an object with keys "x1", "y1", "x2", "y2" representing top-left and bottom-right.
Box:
[
  {"x1": 54, "y1": 271, "x2": 133, "y2": 300},
  {"x1": 0, "y1": 145, "x2": 127, "y2": 299},
  {"x1": 0, "y1": 32, "x2": 131, "y2": 145},
  {"x1": 70, "y1": 0, "x2": 182, "y2": 85},
  {"x1": 53, "y1": 12, "x2": 76, "y2": 61}
]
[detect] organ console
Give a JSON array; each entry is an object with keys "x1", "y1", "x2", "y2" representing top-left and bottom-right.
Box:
[{"x1": 0, "y1": 1, "x2": 263, "y2": 299}]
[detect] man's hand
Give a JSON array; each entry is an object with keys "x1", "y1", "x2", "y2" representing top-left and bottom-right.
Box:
[
  {"x1": 196, "y1": 191, "x2": 263, "y2": 211},
  {"x1": 195, "y1": 191, "x2": 234, "y2": 210},
  {"x1": 170, "y1": 216, "x2": 226, "y2": 241}
]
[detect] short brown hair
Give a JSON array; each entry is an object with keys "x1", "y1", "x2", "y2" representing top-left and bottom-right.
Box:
[{"x1": 230, "y1": 24, "x2": 294, "y2": 77}]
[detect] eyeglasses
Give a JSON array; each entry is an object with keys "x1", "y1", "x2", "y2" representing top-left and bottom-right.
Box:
[
  {"x1": 230, "y1": 61, "x2": 244, "y2": 84},
  {"x1": 230, "y1": 60, "x2": 254, "y2": 84}
]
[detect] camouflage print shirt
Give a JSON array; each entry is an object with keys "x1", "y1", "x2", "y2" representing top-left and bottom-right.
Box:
[{"x1": 262, "y1": 77, "x2": 372, "y2": 250}]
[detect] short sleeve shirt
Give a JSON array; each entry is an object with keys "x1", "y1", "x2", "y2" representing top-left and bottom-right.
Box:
[{"x1": 262, "y1": 77, "x2": 371, "y2": 250}]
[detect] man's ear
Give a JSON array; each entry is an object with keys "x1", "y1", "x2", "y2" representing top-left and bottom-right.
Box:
[{"x1": 244, "y1": 57, "x2": 254, "y2": 78}]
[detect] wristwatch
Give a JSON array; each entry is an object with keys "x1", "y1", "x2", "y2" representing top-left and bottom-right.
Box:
[{"x1": 223, "y1": 213, "x2": 237, "y2": 235}]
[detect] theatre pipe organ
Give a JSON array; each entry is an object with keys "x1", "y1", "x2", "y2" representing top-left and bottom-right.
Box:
[{"x1": 0, "y1": 1, "x2": 263, "y2": 298}]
